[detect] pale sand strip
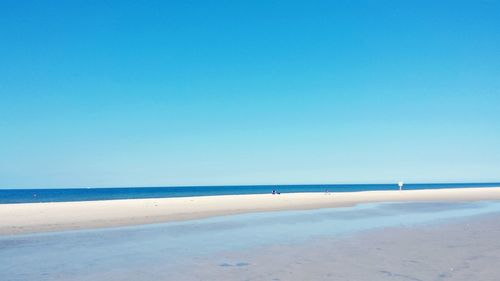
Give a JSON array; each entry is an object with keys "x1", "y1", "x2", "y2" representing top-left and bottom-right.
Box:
[{"x1": 1, "y1": 187, "x2": 499, "y2": 235}]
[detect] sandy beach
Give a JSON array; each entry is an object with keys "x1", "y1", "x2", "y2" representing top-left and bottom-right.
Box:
[
  {"x1": 2, "y1": 198, "x2": 500, "y2": 281},
  {"x1": 1, "y1": 187, "x2": 500, "y2": 235}
]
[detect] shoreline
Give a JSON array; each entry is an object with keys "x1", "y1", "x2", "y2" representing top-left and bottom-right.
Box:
[{"x1": 1, "y1": 187, "x2": 500, "y2": 235}]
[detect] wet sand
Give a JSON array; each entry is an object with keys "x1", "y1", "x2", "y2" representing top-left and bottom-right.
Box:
[
  {"x1": 1, "y1": 187, "x2": 500, "y2": 235},
  {"x1": 187, "y1": 213, "x2": 500, "y2": 281}
]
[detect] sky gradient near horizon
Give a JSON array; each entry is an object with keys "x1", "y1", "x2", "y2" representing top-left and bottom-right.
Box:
[{"x1": 1, "y1": 0, "x2": 499, "y2": 188}]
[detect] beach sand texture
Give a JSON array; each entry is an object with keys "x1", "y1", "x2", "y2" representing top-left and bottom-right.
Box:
[{"x1": 1, "y1": 187, "x2": 500, "y2": 235}]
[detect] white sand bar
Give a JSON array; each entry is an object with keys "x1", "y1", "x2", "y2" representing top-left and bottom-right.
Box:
[{"x1": 1, "y1": 187, "x2": 500, "y2": 235}]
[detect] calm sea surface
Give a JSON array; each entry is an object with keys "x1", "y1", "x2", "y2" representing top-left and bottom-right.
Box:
[{"x1": 0, "y1": 182, "x2": 499, "y2": 204}]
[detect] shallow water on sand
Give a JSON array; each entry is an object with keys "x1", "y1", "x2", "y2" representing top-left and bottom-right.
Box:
[{"x1": 2, "y1": 201, "x2": 500, "y2": 281}]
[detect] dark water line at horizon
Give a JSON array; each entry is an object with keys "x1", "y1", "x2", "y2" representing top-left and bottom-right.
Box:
[{"x1": 0, "y1": 182, "x2": 499, "y2": 204}]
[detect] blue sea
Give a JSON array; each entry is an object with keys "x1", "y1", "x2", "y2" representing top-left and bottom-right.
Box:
[{"x1": 0, "y1": 182, "x2": 499, "y2": 204}]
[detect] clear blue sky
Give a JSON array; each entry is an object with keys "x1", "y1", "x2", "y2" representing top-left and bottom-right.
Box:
[{"x1": 1, "y1": 0, "x2": 499, "y2": 188}]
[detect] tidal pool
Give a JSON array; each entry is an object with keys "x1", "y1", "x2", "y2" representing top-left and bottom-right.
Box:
[{"x1": 2, "y1": 201, "x2": 500, "y2": 281}]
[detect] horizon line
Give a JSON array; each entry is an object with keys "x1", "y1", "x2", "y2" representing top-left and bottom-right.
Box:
[{"x1": 1, "y1": 181, "x2": 500, "y2": 190}]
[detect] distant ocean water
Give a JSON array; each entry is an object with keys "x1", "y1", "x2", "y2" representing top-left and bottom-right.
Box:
[{"x1": 0, "y1": 182, "x2": 499, "y2": 204}]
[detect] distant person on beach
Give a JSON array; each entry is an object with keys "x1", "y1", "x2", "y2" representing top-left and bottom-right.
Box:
[
  {"x1": 398, "y1": 181, "x2": 404, "y2": 191},
  {"x1": 272, "y1": 189, "x2": 276, "y2": 195}
]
